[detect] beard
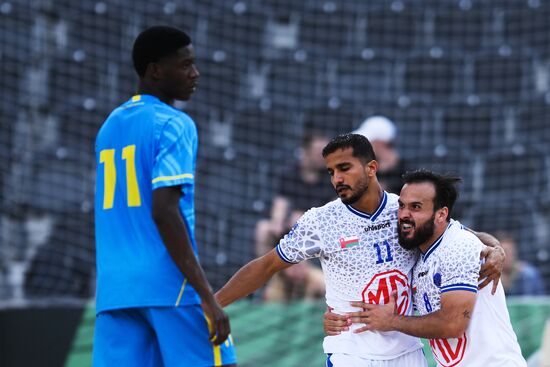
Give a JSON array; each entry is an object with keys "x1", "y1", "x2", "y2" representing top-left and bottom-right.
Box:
[
  {"x1": 398, "y1": 213, "x2": 436, "y2": 250},
  {"x1": 336, "y1": 177, "x2": 369, "y2": 205}
]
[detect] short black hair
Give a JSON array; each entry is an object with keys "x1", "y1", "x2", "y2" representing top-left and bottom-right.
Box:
[
  {"x1": 402, "y1": 169, "x2": 461, "y2": 221},
  {"x1": 132, "y1": 26, "x2": 191, "y2": 77},
  {"x1": 322, "y1": 133, "x2": 377, "y2": 163}
]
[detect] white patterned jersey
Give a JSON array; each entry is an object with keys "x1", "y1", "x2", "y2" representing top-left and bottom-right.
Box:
[
  {"x1": 413, "y1": 220, "x2": 526, "y2": 367},
  {"x1": 276, "y1": 192, "x2": 423, "y2": 359}
]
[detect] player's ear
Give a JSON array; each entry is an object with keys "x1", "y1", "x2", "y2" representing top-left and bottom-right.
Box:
[
  {"x1": 146, "y1": 62, "x2": 163, "y2": 80},
  {"x1": 366, "y1": 159, "x2": 378, "y2": 177},
  {"x1": 436, "y1": 207, "x2": 449, "y2": 223}
]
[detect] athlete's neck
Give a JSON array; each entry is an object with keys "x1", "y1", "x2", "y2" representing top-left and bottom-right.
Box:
[
  {"x1": 350, "y1": 181, "x2": 383, "y2": 215},
  {"x1": 419, "y1": 223, "x2": 448, "y2": 254},
  {"x1": 137, "y1": 82, "x2": 174, "y2": 106}
]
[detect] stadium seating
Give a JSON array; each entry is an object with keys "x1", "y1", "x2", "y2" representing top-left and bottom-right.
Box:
[
  {"x1": 299, "y1": 6, "x2": 354, "y2": 58},
  {"x1": 202, "y1": 1, "x2": 266, "y2": 59},
  {"x1": 502, "y1": 1, "x2": 550, "y2": 57},
  {"x1": 1, "y1": 0, "x2": 549, "y2": 345},
  {"x1": 192, "y1": 56, "x2": 244, "y2": 110},
  {"x1": 404, "y1": 53, "x2": 463, "y2": 103},
  {"x1": 481, "y1": 142, "x2": 546, "y2": 203},
  {"x1": 334, "y1": 54, "x2": 395, "y2": 104},
  {"x1": 474, "y1": 52, "x2": 528, "y2": 102},
  {"x1": 232, "y1": 106, "x2": 299, "y2": 159},
  {"x1": 463, "y1": 200, "x2": 541, "y2": 264},
  {"x1": 410, "y1": 142, "x2": 480, "y2": 217},
  {"x1": 264, "y1": 58, "x2": 321, "y2": 108},
  {"x1": 0, "y1": 106, "x2": 15, "y2": 210},
  {"x1": 440, "y1": 103, "x2": 501, "y2": 153},
  {"x1": 1, "y1": 2, "x2": 550, "y2": 365},
  {"x1": 517, "y1": 97, "x2": 550, "y2": 143},
  {"x1": 431, "y1": 4, "x2": 491, "y2": 54},
  {"x1": 302, "y1": 102, "x2": 362, "y2": 137},
  {"x1": 24, "y1": 216, "x2": 94, "y2": 299},
  {"x1": 0, "y1": 2, "x2": 33, "y2": 62},
  {"x1": 356, "y1": 5, "x2": 418, "y2": 55},
  {"x1": 50, "y1": 54, "x2": 103, "y2": 107}
]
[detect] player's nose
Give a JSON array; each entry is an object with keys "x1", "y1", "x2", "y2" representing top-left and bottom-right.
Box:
[
  {"x1": 398, "y1": 207, "x2": 410, "y2": 219},
  {"x1": 333, "y1": 171, "x2": 344, "y2": 183},
  {"x1": 190, "y1": 65, "x2": 200, "y2": 79}
]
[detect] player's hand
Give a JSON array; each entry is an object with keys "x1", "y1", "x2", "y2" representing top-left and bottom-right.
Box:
[
  {"x1": 349, "y1": 291, "x2": 398, "y2": 333},
  {"x1": 323, "y1": 307, "x2": 350, "y2": 336},
  {"x1": 479, "y1": 245, "x2": 505, "y2": 295},
  {"x1": 201, "y1": 299, "x2": 231, "y2": 346}
]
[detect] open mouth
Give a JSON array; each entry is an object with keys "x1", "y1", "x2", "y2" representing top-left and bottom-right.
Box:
[{"x1": 399, "y1": 222, "x2": 414, "y2": 234}]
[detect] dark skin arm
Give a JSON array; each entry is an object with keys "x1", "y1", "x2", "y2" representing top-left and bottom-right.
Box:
[{"x1": 152, "y1": 186, "x2": 229, "y2": 345}]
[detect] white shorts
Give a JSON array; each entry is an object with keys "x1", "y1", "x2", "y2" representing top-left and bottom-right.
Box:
[{"x1": 326, "y1": 348, "x2": 427, "y2": 367}]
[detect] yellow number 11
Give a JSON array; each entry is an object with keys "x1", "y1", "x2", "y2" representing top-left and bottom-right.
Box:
[{"x1": 99, "y1": 145, "x2": 142, "y2": 209}]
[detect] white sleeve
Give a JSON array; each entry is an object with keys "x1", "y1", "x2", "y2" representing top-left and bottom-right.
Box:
[
  {"x1": 440, "y1": 233, "x2": 481, "y2": 294},
  {"x1": 275, "y1": 208, "x2": 323, "y2": 264}
]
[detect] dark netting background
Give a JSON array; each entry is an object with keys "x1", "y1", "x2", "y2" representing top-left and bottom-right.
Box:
[{"x1": 0, "y1": 0, "x2": 549, "y2": 309}]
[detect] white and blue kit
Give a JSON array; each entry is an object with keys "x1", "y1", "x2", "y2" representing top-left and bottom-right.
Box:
[
  {"x1": 413, "y1": 220, "x2": 526, "y2": 367},
  {"x1": 277, "y1": 192, "x2": 426, "y2": 366}
]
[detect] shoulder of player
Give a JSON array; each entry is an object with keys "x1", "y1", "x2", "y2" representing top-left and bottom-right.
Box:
[
  {"x1": 153, "y1": 104, "x2": 194, "y2": 123},
  {"x1": 386, "y1": 191, "x2": 400, "y2": 203},
  {"x1": 384, "y1": 192, "x2": 400, "y2": 211},
  {"x1": 316, "y1": 198, "x2": 347, "y2": 213},
  {"x1": 298, "y1": 198, "x2": 341, "y2": 222},
  {"x1": 155, "y1": 107, "x2": 197, "y2": 134},
  {"x1": 441, "y1": 221, "x2": 482, "y2": 254}
]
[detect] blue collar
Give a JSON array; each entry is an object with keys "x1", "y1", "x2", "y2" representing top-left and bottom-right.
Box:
[
  {"x1": 421, "y1": 222, "x2": 453, "y2": 262},
  {"x1": 345, "y1": 191, "x2": 388, "y2": 222}
]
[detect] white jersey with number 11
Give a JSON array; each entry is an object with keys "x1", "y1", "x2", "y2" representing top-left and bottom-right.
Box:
[{"x1": 276, "y1": 192, "x2": 422, "y2": 359}]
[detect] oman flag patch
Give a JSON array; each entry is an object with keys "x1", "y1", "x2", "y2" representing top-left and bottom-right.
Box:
[{"x1": 339, "y1": 236, "x2": 360, "y2": 249}]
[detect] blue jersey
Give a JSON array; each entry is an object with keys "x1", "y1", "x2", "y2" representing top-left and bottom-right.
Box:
[{"x1": 95, "y1": 94, "x2": 200, "y2": 313}]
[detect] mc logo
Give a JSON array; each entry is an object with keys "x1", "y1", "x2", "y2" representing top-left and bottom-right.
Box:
[
  {"x1": 429, "y1": 333, "x2": 467, "y2": 367},
  {"x1": 361, "y1": 269, "x2": 410, "y2": 315}
]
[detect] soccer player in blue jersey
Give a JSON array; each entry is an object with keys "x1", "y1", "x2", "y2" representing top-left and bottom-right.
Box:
[{"x1": 93, "y1": 26, "x2": 237, "y2": 367}]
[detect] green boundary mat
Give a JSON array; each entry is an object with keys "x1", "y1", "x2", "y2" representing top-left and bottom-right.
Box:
[{"x1": 66, "y1": 298, "x2": 550, "y2": 367}]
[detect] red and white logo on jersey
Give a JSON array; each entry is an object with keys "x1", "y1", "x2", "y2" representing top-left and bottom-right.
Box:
[
  {"x1": 362, "y1": 269, "x2": 410, "y2": 315},
  {"x1": 429, "y1": 333, "x2": 467, "y2": 367}
]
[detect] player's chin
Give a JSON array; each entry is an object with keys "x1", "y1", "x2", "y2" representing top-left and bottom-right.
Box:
[
  {"x1": 337, "y1": 192, "x2": 348, "y2": 200},
  {"x1": 178, "y1": 89, "x2": 195, "y2": 100},
  {"x1": 177, "y1": 93, "x2": 192, "y2": 101},
  {"x1": 398, "y1": 233, "x2": 419, "y2": 249},
  {"x1": 399, "y1": 228, "x2": 413, "y2": 238},
  {"x1": 398, "y1": 239, "x2": 419, "y2": 250},
  {"x1": 339, "y1": 194, "x2": 354, "y2": 204}
]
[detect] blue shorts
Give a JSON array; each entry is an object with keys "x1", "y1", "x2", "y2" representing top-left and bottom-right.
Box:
[{"x1": 92, "y1": 305, "x2": 237, "y2": 367}]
